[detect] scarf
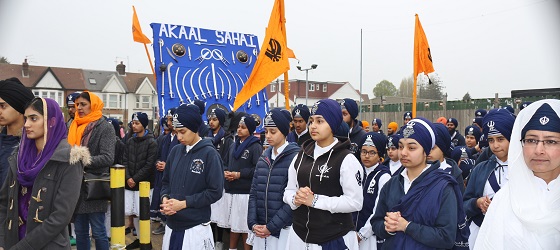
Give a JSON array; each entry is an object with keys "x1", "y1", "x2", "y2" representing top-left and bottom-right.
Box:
[
  {"x1": 67, "y1": 91, "x2": 103, "y2": 146},
  {"x1": 17, "y1": 98, "x2": 67, "y2": 238},
  {"x1": 233, "y1": 135, "x2": 260, "y2": 159},
  {"x1": 391, "y1": 167, "x2": 469, "y2": 250},
  {"x1": 207, "y1": 127, "x2": 225, "y2": 147}
]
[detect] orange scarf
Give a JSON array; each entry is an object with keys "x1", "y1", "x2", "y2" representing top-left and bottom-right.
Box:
[{"x1": 67, "y1": 92, "x2": 104, "y2": 146}]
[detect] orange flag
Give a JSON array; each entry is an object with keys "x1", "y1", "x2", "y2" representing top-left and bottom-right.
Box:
[
  {"x1": 132, "y1": 6, "x2": 151, "y2": 44},
  {"x1": 414, "y1": 14, "x2": 434, "y2": 79},
  {"x1": 233, "y1": 0, "x2": 295, "y2": 111}
]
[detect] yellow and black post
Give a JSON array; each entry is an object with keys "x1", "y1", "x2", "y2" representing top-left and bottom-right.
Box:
[
  {"x1": 139, "y1": 181, "x2": 151, "y2": 250},
  {"x1": 110, "y1": 164, "x2": 125, "y2": 249}
]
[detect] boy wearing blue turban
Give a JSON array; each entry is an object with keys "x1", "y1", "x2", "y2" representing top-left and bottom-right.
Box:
[
  {"x1": 339, "y1": 98, "x2": 366, "y2": 159},
  {"x1": 160, "y1": 104, "x2": 224, "y2": 249},
  {"x1": 123, "y1": 112, "x2": 158, "y2": 248},
  {"x1": 287, "y1": 104, "x2": 312, "y2": 146},
  {"x1": 463, "y1": 108, "x2": 515, "y2": 248}
]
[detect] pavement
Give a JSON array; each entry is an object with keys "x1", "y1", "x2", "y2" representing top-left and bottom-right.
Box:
[{"x1": 71, "y1": 221, "x2": 245, "y2": 250}]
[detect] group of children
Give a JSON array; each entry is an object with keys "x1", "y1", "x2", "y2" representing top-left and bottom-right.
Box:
[
  {"x1": 0, "y1": 75, "x2": 558, "y2": 250},
  {"x1": 136, "y1": 97, "x2": 560, "y2": 250}
]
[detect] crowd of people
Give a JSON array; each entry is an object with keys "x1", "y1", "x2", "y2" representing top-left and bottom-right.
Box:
[{"x1": 0, "y1": 76, "x2": 558, "y2": 250}]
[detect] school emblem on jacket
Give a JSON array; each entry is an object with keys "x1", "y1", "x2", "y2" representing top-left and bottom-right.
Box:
[
  {"x1": 367, "y1": 178, "x2": 376, "y2": 193},
  {"x1": 356, "y1": 171, "x2": 362, "y2": 186},
  {"x1": 316, "y1": 163, "x2": 331, "y2": 181},
  {"x1": 191, "y1": 159, "x2": 205, "y2": 174},
  {"x1": 241, "y1": 149, "x2": 250, "y2": 159}
]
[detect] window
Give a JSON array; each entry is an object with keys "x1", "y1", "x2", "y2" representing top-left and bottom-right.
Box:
[
  {"x1": 89, "y1": 78, "x2": 96, "y2": 85},
  {"x1": 323, "y1": 84, "x2": 327, "y2": 92},
  {"x1": 270, "y1": 84, "x2": 276, "y2": 92},
  {"x1": 309, "y1": 83, "x2": 315, "y2": 91},
  {"x1": 102, "y1": 93, "x2": 123, "y2": 109},
  {"x1": 33, "y1": 90, "x2": 63, "y2": 106},
  {"x1": 136, "y1": 95, "x2": 151, "y2": 109}
]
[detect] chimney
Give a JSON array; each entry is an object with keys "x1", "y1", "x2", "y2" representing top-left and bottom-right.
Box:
[
  {"x1": 22, "y1": 58, "x2": 29, "y2": 78},
  {"x1": 116, "y1": 61, "x2": 126, "y2": 76}
]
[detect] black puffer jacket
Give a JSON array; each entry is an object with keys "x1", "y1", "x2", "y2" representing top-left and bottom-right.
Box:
[{"x1": 123, "y1": 131, "x2": 158, "y2": 191}]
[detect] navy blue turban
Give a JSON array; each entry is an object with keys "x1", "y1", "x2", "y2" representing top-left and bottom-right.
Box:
[
  {"x1": 174, "y1": 104, "x2": 202, "y2": 133},
  {"x1": 450, "y1": 146, "x2": 472, "y2": 165},
  {"x1": 207, "y1": 108, "x2": 226, "y2": 126},
  {"x1": 360, "y1": 132, "x2": 387, "y2": 157},
  {"x1": 240, "y1": 114, "x2": 257, "y2": 133},
  {"x1": 372, "y1": 118, "x2": 382, "y2": 128},
  {"x1": 403, "y1": 111, "x2": 412, "y2": 120},
  {"x1": 482, "y1": 108, "x2": 516, "y2": 141},
  {"x1": 433, "y1": 123, "x2": 452, "y2": 157},
  {"x1": 106, "y1": 117, "x2": 121, "y2": 137},
  {"x1": 167, "y1": 107, "x2": 177, "y2": 117},
  {"x1": 503, "y1": 105, "x2": 515, "y2": 114},
  {"x1": 340, "y1": 98, "x2": 359, "y2": 120},
  {"x1": 386, "y1": 134, "x2": 402, "y2": 149},
  {"x1": 292, "y1": 104, "x2": 310, "y2": 123},
  {"x1": 464, "y1": 125, "x2": 482, "y2": 143},
  {"x1": 475, "y1": 109, "x2": 487, "y2": 118},
  {"x1": 312, "y1": 99, "x2": 343, "y2": 135},
  {"x1": 521, "y1": 103, "x2": 560, "y2": 139},
  {"x1": 264, "y1": 108, "x2": 292, "y2": 136},
  {"x1": 447, "y1": 118, "x2": 458, "y2": 128},
  {"x1": 520, "y1": 102, "x2": 532, "y2": 111},
  {"x1": 401, "y1": 117, "x2": 436, "y2": 156},
  {"x1": 66, "y1": 92, "x2": 80, "y2": 106},
  {"x1": 132, "y1": 112, "x2": 149, "y2": 128}
]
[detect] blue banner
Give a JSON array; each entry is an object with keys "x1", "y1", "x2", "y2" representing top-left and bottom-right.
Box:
[{"x1": 151, "y1": 23, "x2": 269, "y2": 131}]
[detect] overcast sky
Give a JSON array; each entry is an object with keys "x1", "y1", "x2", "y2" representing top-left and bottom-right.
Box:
[{"x1": 1, "y1": 0, "x2": 559, "y2": 100}]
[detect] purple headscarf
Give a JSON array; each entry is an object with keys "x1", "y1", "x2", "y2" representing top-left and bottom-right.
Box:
[
  {"x1": 17, "y1": 98, "x2": 68, "y2": 186},
  {"x1": 17, "y1": 98, "x2": 67, "y2": 239}
]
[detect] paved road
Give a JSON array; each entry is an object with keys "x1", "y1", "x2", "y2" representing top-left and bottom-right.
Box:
[{"x1": 70, "y1": 221, "x2": 245, "y2": 249}]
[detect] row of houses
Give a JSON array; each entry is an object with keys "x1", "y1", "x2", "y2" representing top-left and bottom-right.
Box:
[{"x1": 0, "y1": 59, "x2": 370, "y2": 126}]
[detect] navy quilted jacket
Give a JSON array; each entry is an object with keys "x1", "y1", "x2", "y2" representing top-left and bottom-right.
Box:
[{"x1": 247, "y1": 142, "x2": 300, "y2": 237}]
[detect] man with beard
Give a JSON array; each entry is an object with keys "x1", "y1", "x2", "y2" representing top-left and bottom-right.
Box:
[
  {"x1": 447, "y1": 117, "x2": 466, "y2": 147},
  {"x1": 287, "y1": 104, "x2": 311, "y2": 146},
  {"x1": 340, "y1": 98, "x2": 366, "y2": 159}
]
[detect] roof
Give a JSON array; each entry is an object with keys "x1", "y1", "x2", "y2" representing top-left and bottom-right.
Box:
[{"x1": 0, "y1": 61, "x2": 154, "y2": 93}]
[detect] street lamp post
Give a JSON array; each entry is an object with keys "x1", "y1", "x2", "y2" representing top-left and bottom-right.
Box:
[{"x1": 296, "y1": 64, "x2": 318, "y2": 106}]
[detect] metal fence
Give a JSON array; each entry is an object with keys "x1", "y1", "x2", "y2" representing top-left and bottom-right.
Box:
[{"x1": 359, "y1": 96, "x2": 557, "y2": 134}]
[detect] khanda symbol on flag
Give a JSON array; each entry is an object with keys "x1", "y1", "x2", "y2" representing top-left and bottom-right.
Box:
[
  {"x1": 414, "y1": 14, "x2": 441, "y2": 85},
  {"x1": 132, "y1": 6, "x2": 151, "y2": 44},
  {"x1": 233, "y1": 0, "x2": 296, "y2": 111}
]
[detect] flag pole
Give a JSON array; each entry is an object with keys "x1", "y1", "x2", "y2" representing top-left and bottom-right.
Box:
[
  {"x1": 143, "y1": 43, "x2": 156, "y2": 80},
  {"x1": 281, "y1": 0, "x2": 290, "y2": 110}
]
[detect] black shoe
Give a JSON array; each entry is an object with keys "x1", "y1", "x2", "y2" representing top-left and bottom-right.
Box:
[
  {"x1": 125, "y1": 239, "x2": 140, "y2": 249},
  {"x1": 125, "y1": 227, "x2": 133, "y2": 235}
]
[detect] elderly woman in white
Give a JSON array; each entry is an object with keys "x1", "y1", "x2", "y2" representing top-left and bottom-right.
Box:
[{"x1": 474, "y1": 99, "x2": 560, "y2": 250}]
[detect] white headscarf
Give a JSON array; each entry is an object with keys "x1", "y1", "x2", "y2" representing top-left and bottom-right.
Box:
[{"x1": 475, "y1": 99, "x2": 560, "y2": 250}]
